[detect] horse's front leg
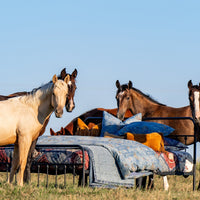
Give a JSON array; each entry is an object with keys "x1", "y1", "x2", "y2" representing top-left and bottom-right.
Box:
[
  {"x1": 18, "y1": 136, "x2": 32, "y2": 186},
  {"x1": 9, "y1": 144, "x2": 20, "y2": 184},
  {"x1": 23, "y1": 139, "x2": 38, "y2": 183}
]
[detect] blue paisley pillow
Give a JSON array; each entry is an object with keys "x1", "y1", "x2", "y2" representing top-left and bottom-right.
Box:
[
  {"x1": 100, "y1": 111, "x2": 142, "y2": 137},
  {"x1": 116, "y1": 121, "x2": 174, "y2": 136}
]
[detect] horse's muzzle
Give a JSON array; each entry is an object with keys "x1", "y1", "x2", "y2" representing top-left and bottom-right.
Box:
[
  {"x1": 117, "y1": 112, "x2": 124, "y2": 121},
  {"x1": 65, "y1": 99, "x2": 75, "y2": 112},
  {"x1": 55, "y1": 109, "x2": 63, "y2": 118}
]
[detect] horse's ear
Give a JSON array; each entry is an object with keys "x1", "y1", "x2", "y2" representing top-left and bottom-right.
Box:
[
  {"x1": 60, "y1": 68, "x2": 67, "y2": 79},
  {"x1": 72, "y1": 69, "x2": 78, "y2": 78},
  {"x1": 50, "y1": 128, "x2": 56, "y2": 136},
  {"x1": 188, "y1": 80, "x2": 193, "y2": 89},
  {"x1": 128, "y1": 81, "x2": 132, "y2": 89},
  {"x1": 64, "y1": 74, "x2": 70, "y2": 84},
  {"x1": 116, "y1": 80, "x2": 120, "y2": 89},
  {"x1": 52, "y1": 74, "x2": 58, "y2": 84}
]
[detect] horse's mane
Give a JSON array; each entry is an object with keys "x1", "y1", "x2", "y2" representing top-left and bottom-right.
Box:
[
  {"x1": 20, "y1": 82, "x2": 53, "y2": 104},
  {"x1": 191, "y1": 85, "x2": 199, "y2": 90},
  {"x1": 131, "y1": 86, "x2": 166, "y2": 106}
]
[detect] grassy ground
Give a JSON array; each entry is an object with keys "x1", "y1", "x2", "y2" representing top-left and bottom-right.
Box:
[{"x1": 1, "y1": 163, "x2": 200, "y2": 200}]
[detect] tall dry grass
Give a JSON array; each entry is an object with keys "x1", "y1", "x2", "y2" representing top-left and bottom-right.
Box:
[{"x1": 0, "y1": 163, "x2": 200, "y2": 200}]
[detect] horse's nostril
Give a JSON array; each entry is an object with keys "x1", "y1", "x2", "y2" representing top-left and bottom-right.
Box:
[
  {"x1": 117, "y1": 113, "x2": 124, "y2": 121},
  {"x1": 55, "y1": 109, "x2": 63, "y2": 118}
]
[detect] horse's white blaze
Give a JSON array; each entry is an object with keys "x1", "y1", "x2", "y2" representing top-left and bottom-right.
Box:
[
  {"x1": 118, "y1": 91, "x2": 125, "y2": 98},
  {"x1": 68, "y1": 81, "x2": 72, "y2": 86},
  {"x1": 194, "y1": 91, "x2": 200, "y2": 119},
  {"x1": 68, "y1": 98, "x2": 75, "y2": 111}
]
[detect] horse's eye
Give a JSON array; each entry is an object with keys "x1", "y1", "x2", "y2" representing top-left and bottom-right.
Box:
[{"x1": 127, "y1": 97, "x2": 130, "y2": 100}]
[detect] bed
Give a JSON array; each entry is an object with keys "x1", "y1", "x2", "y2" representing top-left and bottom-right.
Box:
[
  {"x1": 0, "y1": 135, "x2": 194, "y2": 188},
  {"x1": 0, "y1": 113, "x2": 197, "y2": 189}
]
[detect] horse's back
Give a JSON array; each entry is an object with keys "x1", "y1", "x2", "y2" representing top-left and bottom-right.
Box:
[{"x1": 149, "y1": 105, "x2": 194, "y2": 144}]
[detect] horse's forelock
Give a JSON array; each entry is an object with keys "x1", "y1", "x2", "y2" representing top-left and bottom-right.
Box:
[
  {"x1": 54, "y1": 80, "x2": 68, "y2": 92},
  {"x1": 117, "y1": 84, "x2": 129, "y2": 93},
  {"x1": 191, "y1": 85, "x2": 200, "y2": 90}
]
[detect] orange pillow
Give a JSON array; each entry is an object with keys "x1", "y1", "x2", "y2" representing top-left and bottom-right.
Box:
[
  {"x1": 126, "y1": 132, "x2": 166, "y2": 152},
  {"x1": 75, "y1": 118, "x2": 101, "y2": 137}
]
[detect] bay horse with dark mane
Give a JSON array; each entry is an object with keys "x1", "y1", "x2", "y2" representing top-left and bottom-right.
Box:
[
  {"x1": 115, "y1": 80, "x2": 195, "y2": 144},
  {"x1": 115, "y1": 80, "x2": 198, "y2": 190},
  {"x1": 0, "y1": 68, "x2": 77, "y2": 183}
]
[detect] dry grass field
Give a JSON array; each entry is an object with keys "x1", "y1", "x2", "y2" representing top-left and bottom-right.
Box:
[{"x1": 1, "y1": 165, "x2": 200, "y2": 200}]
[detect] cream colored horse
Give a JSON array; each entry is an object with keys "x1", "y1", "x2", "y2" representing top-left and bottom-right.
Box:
[{"x1": 0, "y1": 74, "x2": 70, "y2": 186}]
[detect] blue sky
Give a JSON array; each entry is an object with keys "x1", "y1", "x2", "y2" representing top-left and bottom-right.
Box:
[{"x1": 0, "y1": 0, "x2": 200, "y2": 148}]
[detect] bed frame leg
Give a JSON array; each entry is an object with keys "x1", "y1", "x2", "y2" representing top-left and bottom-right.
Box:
[
  {"x1": 147, "y1": 174, "x2": 154, "y2": 190},
  {"x1": 78, "y1": 172, "x2": 88, "y2": 186},
  {"x1": 197, "y1": 181, "x2": 200, "y2": 190}
]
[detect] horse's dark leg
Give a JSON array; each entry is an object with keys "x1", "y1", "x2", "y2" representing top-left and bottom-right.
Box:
[
  {"x1": 136, "y1": 176, "x2": 147, "y2": 189},
  {"x1": 23, "y1": 139, "x2": 37, "y2": 183},
  {"x1": 147, "y1": 174, "x2": 154, "y2": 190}
]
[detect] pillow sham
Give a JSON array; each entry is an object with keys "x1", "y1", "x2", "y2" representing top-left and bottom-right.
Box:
[{"x1": 100, "y1": 111, "x2": 142, "y2": 137}]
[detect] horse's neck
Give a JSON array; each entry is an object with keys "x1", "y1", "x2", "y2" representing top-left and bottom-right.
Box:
[
  {"x1": 131, "y1": 89, "x2": 164, "y2": 118},
  {"x1": 22, "y1": 83, "x2": 54, "y2": 124},
  {"x1": 131, "y1": 89, "x2": 192, "y2": 118},
  {"x1": 37, "y1": 84, "x2": 54, "y2": 124},
  {"x1": 37, "y1": 98, "x2": 53, "y2": 124}
]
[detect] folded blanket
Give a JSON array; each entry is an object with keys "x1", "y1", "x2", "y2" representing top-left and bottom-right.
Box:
[{"x1": 84, "y1": 145, "x2": 135, "y2": 188}]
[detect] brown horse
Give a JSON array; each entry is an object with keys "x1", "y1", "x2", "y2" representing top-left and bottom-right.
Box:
[
  {"x1": 0, "y1": 68, "x2": 78, "y2": 183},
  {"x1": 187, "y1": 80, "x2": 200, "y2": 190},
  {"x1": 59, "y1": 68, "x2": 77, "y2": 112},
  {"x1": 115, "y1": 80, "x2": 195, "y2": 145},
  {"x1": 188, "y1": 80, "x2": 200, "y2": 126},
  {"x1": 0, "y1": 92, "x2": 27, "y2": 100},
  {"x1": 115, "y1": 80, "x2": 198, "y2": 190},
  {"x1": 50, "y1": 108, "x2": 134, "y2": 135}
]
